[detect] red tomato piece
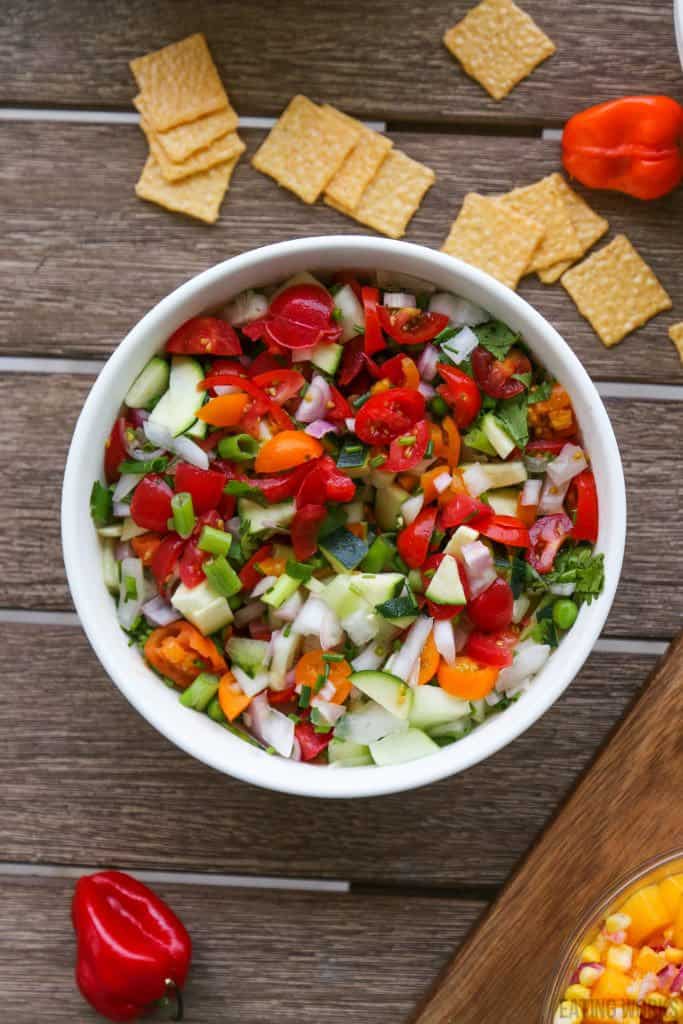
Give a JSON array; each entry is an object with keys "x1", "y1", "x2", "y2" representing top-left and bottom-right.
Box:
[
  {"x1": 265, "y1": 285, "x2": 342, "y2": 350},
  {"x1": 471, "y1": 346, "x2": 531, "y2": 400},
  {"x1": 440, "y1": 493, "x2": 490, "y2": 530},
  {"x1": 568, "y1": 470, "x2": 599, "y2": 543},
  {"x1": 421, "y1": 553, "x2": 467, "y2": 620},
  {"x1": 129, "y1": 474, "x2": 174, "y2": 533},
  {"x1": 250, "y1": 459, "x2": 322, "y2": 504},
  {"x1": 251, "y1": 369, "x2": 306, "y2": 404},
  {"x1": 166, "y1": 317, "x2": 242, "y2": 356},
  {"x1": 397, "y1": 506, "x2": 437, "y2": 569},
  {"x1": 295, "y1": 720, "x2": 332, "y2": 761},
  {"x1": 385, "y1": 419, "x2": 430, "y2": 472},
  {"x1": 361, "y1": 286, "x2": 386, "y2": 356},
  {"x1": 326, "y1": 384, "x2": 354, "y2": 424},
  {"x1": 104, "y1": 416, "x2": 130, "y2": 484},
  {"x1": 151, "y1": 533, "x2": 186, "y2": 594},
  {"x1": 465, "y1": 629, "x2": 518, "y2": 667},
  {"x1": 471, "y1": 514, "x2": 530, "y2": 548},
  {"x1": 525, "y1": 439, "x2": 568, "y2": 455},
  {"x1": 437, "y1": 365, "x2": 482, "y2": 428},
  {"x1": 296, "y1": 457, "x2": 355, "y2": 509},
  {"x1": 338, "y1": 336, "x2": 368, "y2": 387},
  {"x1": 467, "y1": 578, "x2": 514, "y2": 632},
  {"x1": 267, "y1": 685, "x2": 297, "y2": 707},
  {"x1": 247, "y1": 351, "x2": 289, "y2": 377},
  {"x1": 291, "y1": 504, "x2": 327, "y2": 560},
  {"x1": 354, "y1": 388, "x2": 425, "y2": 446},
  {"x1": 174, "y1": 462, "x2": 227, "y2": 515},
  {"x1": 239, "y1": 544, "x2": 274, "y2": 590},
  {"x1": 377, "y1": 306, "x2": 449, "y2": 345},
  {"x1": 526, "y1": 513, "x2": 573, "y2": 574},
  {"x1": 210, "y1": 359, "x2": 246, "y2": 376},
  {"x1": 178, "y1": 538, "x2": 208, "y2": 588}
]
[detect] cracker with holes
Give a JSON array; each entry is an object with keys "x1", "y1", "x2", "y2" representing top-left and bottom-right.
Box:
[
  {"x1": 499, "y1": 175, "x2": 582, "y2": 273},
  {"x1": 538, "y1": 175, "x2": 609, "y2": 283}
]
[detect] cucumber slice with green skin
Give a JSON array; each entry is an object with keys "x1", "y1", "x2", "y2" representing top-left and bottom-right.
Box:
[
  {"x1": 375, "y1": 593, "x2": 418, "y2": 619},
  {"x1": 334, "y1": 700, "x2": 409, "y2": 745},
  {"x1": 470, "y1": 699, "x2": 487, "y2": 724},
  {"x1": 101, "y1": 538, "x2": 120, "y2": 594},
  {"x1": 327, "y1": 738, "x2": 373, "y2": 767},
  {"x1": 185, "y1": 416, "x2": 207, "y2": 440},
  {"x1": 319, "y1": 528, "x2": 369, "y2": 572},
  {"x1": 428, "y1": 717, "x2": 473, "y2": 740},
  {"x1": 374, "y1": 483, "x2": 411, "y2": 531},
  {"x1": 409, "y1": 687, "x2": 470, "y2": 730},
  {"x1": 148, "y1": 356, "x2": 205, "y2": 437},
  {"x1": 238, "y1": 498, "x2": 295, "y2": 536},
  {"x1": 125, "y1": 356, "x2": 169, "y2": 410},
  {"x1": 322, "y1": 572, "x2": 404, "y2": 619},
  {"x1": 226, "y1": 637, "x2": 269, "y2": 675},
  {"x1": 484, "y1": 487, "x2": 520, "y2": 517},
  {"x1": 481, "y1": 413, "x2": 516, "y2": 459},
  {"x1": 350, "y1": 670, "x2": 413, "y2": 720},
  {"x1": 310, "y1": 341, "x2": 343, "y2": 375},
  {"x1": 369, "y1": 728, "x2": 439, "y2": 765},
  {"x1": 269, "y1": 629, "x2": 301, "y2": 689},
  {"x1": 425, "y1": 554, "x2": 466, "y2": 606},
  {"x1": 171, "y1": 579, "x2": 233, "y2": 635},
  {"x1": 261, "y1": 573, "x2": 301, "y2": 609},
  {"x1": 336, "y1": 440, "x2": 369, "y2": 475}
]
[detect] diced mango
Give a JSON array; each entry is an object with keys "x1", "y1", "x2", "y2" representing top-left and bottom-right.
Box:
[
  {"x1": 674, "y1": 898, "x2": 683, "y2": 948},
  {"x1": 661, "y1": 875, "x2": 683, "y2": 920},
  {"x1": 592, "y1": 965, "x2": 633, "y2": 1001},
  {"x1": 635, "y1": 945, "x2": 666, "y2": 975},
  {"x1": 620, "y1": 884, "x2": 672, "y2": 945}
]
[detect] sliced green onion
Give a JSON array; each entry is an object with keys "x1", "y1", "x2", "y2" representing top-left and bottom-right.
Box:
[
  {"x1": 322, "y1": 652, "x2": 345, "y2": 663},
  {"x1": 352, "y1": 392, "x2": 372, "y2": 409},
  {"x1": 123, "y1": 575, "x2": 138, "y2": 600},
  {"x1": 299, "y1": 685, "x2": 311, "y2": 709},
  {"x1": 397, "y1": 434, "x2": 416, "y2": 447},
  {"x1": 204, "y1": 555, "x2": 242, "y2": 598},
  {"x1": 370, "y1": 454, "x2": 386, "y2": 468},
  {"x1": 90, "y1": 481, "x2": 113, "y2": 527},
  {"x1": 180, "y1": 673, "x2": 220, "y2": 710},
  {"x1": 118, "y1": 457, "x2": 169, "y2": 475},
  {"x1": 171, "y1": 492, "x2": 195, "y2": 538},
  {"x1": 217, "y1": 434, "x2": 260, "y2": 461},
  {"x1": 314, "y1": 673, "x2": 327, "y2": 693},
  {"x1": 207, "y1": 696, "x2": 227, "y2": 723},
  {"x1": 331, "y1": 306, "x2": 343, "y2": 322},
  {"x1": 198, "y1": 525, "x2": 232, "y2": 557},
  {"x1": 285, "y1": 559, "x2": 314, "y2": 582},
  {"x1": 429, "y1": 396, "x2": 449, "y2": 419}
]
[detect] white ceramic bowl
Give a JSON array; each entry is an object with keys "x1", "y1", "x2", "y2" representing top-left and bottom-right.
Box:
[
  {"x1": 62, "y1": 237, "x2": 626, "y2": 799},
  {"x1": 676, "y1": 0, "x2": 683, "y2": 67}
]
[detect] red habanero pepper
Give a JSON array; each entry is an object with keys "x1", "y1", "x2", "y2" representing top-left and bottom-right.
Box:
[
  {"x1": 562, "y1": 95, "x2": 683, "y2": 200},
  {"x1": 397, "y1": 506, "x2": 438, "y2": 570},
  {"x1": 72, "y1": 870, "x2": 191, "y2": 1022}
]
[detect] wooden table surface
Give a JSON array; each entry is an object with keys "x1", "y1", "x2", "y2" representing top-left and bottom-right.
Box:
[{"x1": 1, "y1": 2, "x2": 681, "y2": 1021}]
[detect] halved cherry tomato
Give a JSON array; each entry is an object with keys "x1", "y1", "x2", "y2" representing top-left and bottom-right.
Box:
[
  {"x1": 440, "y1": 492, "x2": 490, "y2": 529},
  {"x1": 378, "y1": 307, "x2": 449, "y2": 345},
  {"x1": 465, "y1": 629, "x2": 518, "y2": 667},
  {"x1": 177, "y1": 510, "x2": 223, "y2": 589},
  {"x1": 467, "y1": 578, "x2": 514, "y2": 632},
  {"x1": 104, "y1": 416, "x2": 130, "y2": 484},
  {"x1": 471, "y1": 346, "x2": 531, "y2": 399},
  {"x1": 472, "y1": 513, "x2": 530, "y2": 548},
  {"x1": 129, "y1": 474, "x2": 174, "y2": 533},
  {"x1": 251, "y1": 369, "x2": 306, "y2": 404},
  {"x1": 296, "y1": 456, "x2": 355, "y2": 508},
  {"x1": 291, "y1": 504, "x2": 326, "y2": 560},
  {"x1": 255, "y1": 431, "x2": 323, "y2": 473},
  {"x1": 265, "y1": 285, "x2": 342, "y2": 350},
  {"x1": 326, "y1": 384, "x2": 353, "y2": 423},
  {"x1": 166, "y1": 317, "x2": 241, "y2": 356},
  {"x1": 174, "y1": 462, "x2": 227, "y2": 515},
  {"x1": 295, "y1": 650, "x2": 352, "y2": 704},
  {"x1": 199, "y1": 373, "x2": 293, "y2": 430},
  {"x1": 526, "y1": 513, "x2": 573, "y2": 574},
  {"x1": 385, "y1": 419, "x2": 430, "y2": 473},
  {"x1": 568, "y1": 470, "x2": 598, "y2": 543},
  {"x1": 438, "y1": 657, "x2": 499, "y2": 700},
  {"x1": 377, "y1": 354, "x2": 421, "y2": 388},
  {"x1": 151, "y1": 533, "x2": 185, "y2": 594},
  {"x1": 239, "y1": 544, "x2": 274, "y2": 590},
  {"x1": 196, "y1": 392, "x2": 249, "y2": 427},
  {"x1": 361, "y1": 286, "x2": 386, "y2": 356},
  {"x1": 397, "y1": 506, "x2": 438, "y2": 569},
  {"x1": 130, "y1": 532, "x2": 163, "y2": 567},
  {"x1": 354, "y1": 387, "x2": 425, "y2": 446},
  {"x1": 247, "y1": 351, "x2": 289, "y2": 377},
  {"x1": 295, "y1": 721, "x2": 332, "y2": 761},
  {"x1": 422, "y1": 553, "x2": 467, "y2": 619},
  {"x1": 247, "y1": 459, "x2": 322, "y2": 504},
  {"x1": 437, "y1": 365, "x2": 482, "y2": 428}
]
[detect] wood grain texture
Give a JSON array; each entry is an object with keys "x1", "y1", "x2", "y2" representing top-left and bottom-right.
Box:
[
  {"x1": 1, "y1": 1, "x2": 680, "y2": 127},
  {"x1": 0, "y1": 623, "x2": 657, "y2": 884},
  {"x1": 1, "y1": 372, "x2": 680, "y2": 637},
  {"x1": 2, "y1": 122, "x2": 682, "y2": 382},
  {"x1": 413, "y1": 632, "x2": 683, "y2": 1024},
  {"x1": 0, "y1": 874, "x2": 484, "y2": 1024}
]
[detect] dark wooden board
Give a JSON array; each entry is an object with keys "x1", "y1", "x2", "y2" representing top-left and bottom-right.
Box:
[
  {"x1": 0, "y1": 622, "x2": 657, "y2": 885},
  {"x1": 1, "y1": 372, "x2": 680, "y2": 638},
  {"x1": 1, "y1": 1, "x2": 680, "y2": 128},
  {"x1": 0, "y1": 873, "x2": 484, "y2": 1024},
  {"x1": 2, "y1": 123, "x2": 682, "y2": 382},
  {"x1": 414, "y1": 633, "x2": 683, "y2": 1024}
]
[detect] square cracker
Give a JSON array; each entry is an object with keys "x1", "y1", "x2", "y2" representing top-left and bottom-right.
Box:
[
  {"x1": 561, "y1": 235, "x2": 672, "y2": 347},
  {"x1": 441, "y1": 192, "x2": 544, "y2": 290},
  {"x1": 668, "y1": 323, "x2": 683, "y2": 364},
  {"x1": 443, "y1": 0, "x2": 555, "y2": 101},
  {"x1": 135, "y1": 93, "x2": 238, "y2": 164},
  {"x1": 130, "y1": 33, "x2": 228, "y2": 132},
  {"x1": 322, "y1": 106, "x2": 393, "y2": 211},
  {"x1": 252, "y1": 95, "x2": 360, "y2": 204},
  {"x1": 538, "y1": 175, "x2": 609, "y2": 283},
  {"x1": 499, "y1": 175, "x2": 582, "y2": 273},
  {"x1": 326, "y1": 150, "x2": 434, "y2": 239},
  {"x1": 140, "y1": 116, "x2": 245, "y2": 182},
  {"x1": 135, "y1": 152, "x2": 238, "y2": 224}
]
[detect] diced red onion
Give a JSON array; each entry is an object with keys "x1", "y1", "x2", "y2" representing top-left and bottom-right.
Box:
[
  {"x1": 496, "y1": 639, "x2": 550, "y2": 693},
  {"x1": 387, "y1": 616, "x2": 433, "y2": 682},
  {"x1": 401, "y1": 493, "x2": 424, "y2": 525},
  {"x1": 383, "y1": 291, "x2": 416, "y2": 308},
  {"x1": 461, "y1": 541, "x2": 497, "y2": 598},
  {"x1": 222, "y1": 289, "x2": 268, "y2": 326},
  {"x1": 115, "y1": 540, "x2": 133, "y2": 561},
  {"x1": 143, "y1": 595, "x2": 183, "y2": 626},
  {"x1": 144, "y1": 420, "x2": 209, "y2": 470},
  {"x1": 295, "y1": 374, "x2": 331, "y2": 423},
  {"x1": 250, "y1": 575, "x2": 276, "y2": 599},
  {"x1": 291, "y1": 346, "x2": 315, "y2": 363},
  {"x1": 304, "y1": 419, "x2": 339, "y2": 439},
  {"x1": 247, "y1": 692, "x2": 294, "y2": 757},
  {"x1": 418, "y1": 381, "x2": 436, "y2": 399},
  {"x1": 434, "y1": 471, "x2": 452, "y2": 494},
  {"x1": 113, "y1": 500, "x2": 132, "y2": 518},
  {"x1": 637, "y1": 974, "x2": 659, "y2": 1003},
  {"x1": 570, "y1": 962, "x2": 604, "y2": 986},
  {"x1": 434, "y1": 620, "x2": 456, "y2": 664},
  {"x1": 113, "y1": 473, "x2": 139, "y2": 503},
  {"x1": 428, "y1": 292, "x2": 489, "y2": 327},
  {"x1": 417, "y1": 343, "x2": 440, "y2": 381},
  {"x1": 345, "y1": 417, "x2": 356, "y2": 432},
  {"x1": 547, "y1": 444, "x2": 588, "y2": 488},
  {"x1": 538, "y1": 477, "x2": 570, "y2": 514},
  {"x1": 657, "y1": 964, "x2": 679, "y2": 992},
  {"x1": 285, "y1": 668, "x2": 296, "y2": 686},
  {"x1": 233, "y1": 601, "x2": 265, "y2": 627}
]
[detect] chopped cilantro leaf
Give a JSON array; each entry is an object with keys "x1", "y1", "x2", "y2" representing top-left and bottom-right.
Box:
[
  {"x1": 496, "y1": 391, "x2": 529, "y2": 449},
  {"x1": 474, "y1": 320, "x2": 519, "y2": 360},
  {"x1": 463, "y1": 415, "x2": 496, "y2": 456},
  {"x1": 528, "y1": 379, "x2": 554, "y2": 405}
]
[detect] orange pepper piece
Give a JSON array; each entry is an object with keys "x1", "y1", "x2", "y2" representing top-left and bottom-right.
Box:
[
  {"x1": 401, "y1": 357, "x2": 420, "y2": 389},
  {"x1": 420, "y1": 464, "x2": 449, "y2": 505},
  {"x1": 429, "y1": 422, "x2": 446, "y2": 459},
  {"x1": 438, "y1": 657, "x2": 498, "y2": 700},
  {"x1": 130, "y1": 533, "x2": 162, "y2": 567},
  {"x1": 442, "y1": 416, "x2": 461, "y2": 468},
  {"x1": 254, "y1": 431, "x2": 323, "y2": 473},
  {"x1": 294, "y1": 650, "x2": 352, "y2": 704},
  {"x1": 370, "y1": 378, "x2": 392, "y2": 394},
  {"x1": 196, "y1": 392, "x2": 249, "y2": 427},
  {"x1": 144, "y1": 622, "x2": 226, "y2": 690},
  {"x1": 218, "y1": 671, "x2": 252, "y2": 721},
  {"x1": 256, "y1": 556, "x2": 287, "y2": 577},
  {"x1": 347, "y1": 522, "x2": 367, "y2": 540},
  {"x1": 418, "y1": 630, "x2": 441, "y2": 685}
]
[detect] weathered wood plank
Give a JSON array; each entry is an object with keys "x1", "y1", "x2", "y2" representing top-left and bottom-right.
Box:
[
  {"x1": 1, "y1": 1, "x2": 680, "y2": 127},
  {"x1": 1, "y1": 372, "x2": 680, "y2": 638},
  {"x1": 0, "y1": 873, "x2": 484, "y2": 1023},
  {"x1": 0, "y1": 624, "x2": 658, "y2": 884},
  {"x1": 2, "y1": 122, "x2": 682, "y2": 382}
]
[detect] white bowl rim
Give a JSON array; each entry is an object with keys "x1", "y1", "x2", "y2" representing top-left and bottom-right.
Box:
[{"x1": 62, "y1": 235, "x2": 626, "y2": 799}]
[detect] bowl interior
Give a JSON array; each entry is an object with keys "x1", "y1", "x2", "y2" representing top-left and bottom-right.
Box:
[{"x1": 62, "y1": 237, "x2": 626, "y2": 798}]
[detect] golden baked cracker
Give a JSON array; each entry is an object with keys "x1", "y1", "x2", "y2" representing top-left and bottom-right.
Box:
[
  {"x1": 561, "y1": 235, "x2": 672, "y2": 348},
  {"x1": 441, "y1": 192, "x2": 544, "y2": 290},
  {"x1": 322, "y1": 106, "x2": 393, "y2": 211},
  {"x1": 135, "y1": 153, "x2": 238, "y2": 223},
  {"x1": 538, "y1": 175, "x2": 609, "y2": 283},
  {"x1": 130, "y1": 33, "x2": 227, "y2": 132},
  {"x1": 443, "y1": 0, "x2": 555, "y2": 101},
  {"x1": 135, "y1": 93, "x2": 238, "y2": 163},
  {"x1": 668, "y1": 323, "x2": 683, "y2": 364},
  {"x1": 140, "y1": 115, "x2": 245, "y2": 182},
  {"x1": 252, "y1": 95, "x2": 360, "y2": 204},
  {"x1": 326, "y1": 150, "x2": 434, "y2": 239},
  {"x1": 498, "y1": 175, "x2": 582, "y2": 273}
]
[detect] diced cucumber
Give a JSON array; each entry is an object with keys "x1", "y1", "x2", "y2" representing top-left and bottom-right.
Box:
[
  {"x1": 409, "y1": 686, "x2": 470, "y2": 730},
  {"x1": 425, "y1": 554, "x2": 466, "y2": 606},
  {"x1": 428, "y1": 718, "x2": 472, "y2": 741},
  {"x1": 333, "y1": 284, "x2": 365, "y2": 342},
  {"x1": 238, "y1": 498, "x2": 295, "y2": 535},
  {"x1": 341, "y1": 607, "x2": 383, "y2": 645},
  {"x1": 350, "y1": 573, "x2": 405, "y2": 607},
  {"x1": 148, "y1": 356, "x2": 205, "y2": 437},
  {"x1": 443, "y1": 524, "x2": 479, "y2": 559},
  {"x1": 337, "y1": 439, "x2": 369, "y2": 475},
  {"x1": 319, "y1": 528, "x2": 368, "y2": 572},
  {"x1": 481, "y1": 413, "x2": 516, "y2": 459},
  {"x1": 374, "y1": 483, "x2": 410, "y2": 531},
  {"x1": 334, "y1": 700, "x2": 409, "y2": 745},
  {"x1": 350, "y1": 670, "x2": 413, "y2": 720},
  {"x1": 369, "y1": 728, "x2": 439, "y2": 765},
  {"x1": 171, "y1": 579, "x2": 233, "y2": 635},
  {"x1": 310, "y1": 341, "x2": 343, "y2": 375},
  {"x1": 269, "y1": 629, "x2": 301, "y2": 689},
  {"x1": 470, "y1": 699, "x2": 487, "y2": 724},
  {"x1": 327, "y1": 738, "x2": 373, "y2": 767},
  {"x1": 485, "y1": 487, "x2": 520, "y2": 517},
  {"x1": 185, "y1": 416, "x2": 207, "y2": 440},
  {"x1": 262, "y1": 573, "x2": 301, "y2": 609},
  {"x1": 125, "y1": 356, "x2": 169, "y2": 410},
  {"x1": 344, "y1": 501, "x2": 365, "y2": 523},
  {"x1": 101, "y1": 538, "x2": 120, "y2": 594},
  {"x1": 462, "y1": 461, "x2": 527, "y2": 492},
  {"x1": 226, "y1": 637, "x2": 269, "y2": 675},
  {"x1": 375, "y1": 593, "x2": 418, "y2": 620}
]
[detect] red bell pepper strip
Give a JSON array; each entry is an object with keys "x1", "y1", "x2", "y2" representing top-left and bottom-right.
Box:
[
  {"x1": 166, "y1": 316, "x2": 241, "y2": 356},
  {"x1": 249, "y1": 458, "x2": 322, "y2": 504},
  {"x1": 239, "y1": 544, "x2": 274, "y2": 590},
  {"x1": 471, "y1": 513, "x2": 531, "y2": 548},
  {"x1": 295, "y1": 720, "x2": 333, "y2": 761},
  {"x1": 569, "y1": 469, "x2": 599, "y2": 543},
  {"x1": 151, "y1": 533, "x2": 186, "y2": 595},
  {"x1": 397, "y1": 506, "x2": 438, "y2": 569},
  {"x1": 129, "y1": 474, "x2": 174, "y2": 534},
  {"x1": 361, "y1": 286, "x2": 386, "y2": 356},
  {"x1": 562, "y1": 95, "x2": 683, "y2": 200},
  {"x1": 291, "y1": 504, "x2": 327, "y2": 560},
  {"x1": 526, "y1": 513, "x2": 574, "y2": 574},
  {"x1": 72, "y1": 870, "x2": 191, "y2": 1023}
]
